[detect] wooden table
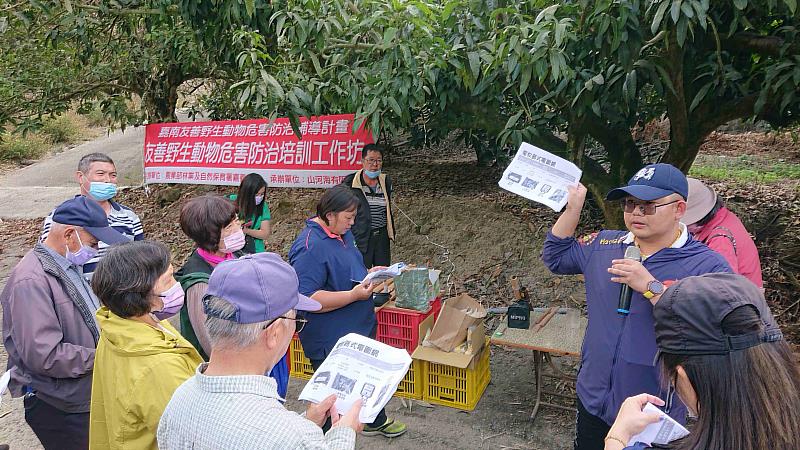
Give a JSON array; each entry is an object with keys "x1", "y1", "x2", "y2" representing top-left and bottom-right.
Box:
[{"x1": 490, "y1": 309, "x2": 587, "y2": 421}]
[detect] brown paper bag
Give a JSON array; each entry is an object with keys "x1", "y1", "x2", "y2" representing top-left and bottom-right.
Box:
[{"x1": 425, "y1": 293, "x2": 487, "y2": 352}]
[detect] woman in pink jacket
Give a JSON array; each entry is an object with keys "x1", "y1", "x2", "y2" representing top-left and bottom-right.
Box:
[{"x1": 683, "y1": 178, "x2": 763, "y2": 287}]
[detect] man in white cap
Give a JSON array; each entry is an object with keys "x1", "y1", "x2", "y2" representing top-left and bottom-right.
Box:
[{"x1": 683, "y1": 178, "x2": 763, "y2": 287}]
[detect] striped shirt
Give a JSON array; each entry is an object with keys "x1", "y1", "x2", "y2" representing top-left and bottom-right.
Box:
[
  {"x1": 157, "y1": 363, "x2": 356, "y2": 450},
  {"x1": 40, "y1": 197, "x2": 144, "y2": 281},
  {"x1": 362, "y1": 183, "x2": 387, "y2": 229}
]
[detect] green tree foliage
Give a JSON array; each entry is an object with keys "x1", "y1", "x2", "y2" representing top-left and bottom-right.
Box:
[
  {"x1": 222, "y1": 0, "x2": 799, "y2": 225},
  {"x1": 0, "y1": 0, "x2": 218, "y2": 130}
]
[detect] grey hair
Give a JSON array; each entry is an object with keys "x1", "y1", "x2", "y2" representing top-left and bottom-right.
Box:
[
  {"x1": 78, "y1": 152, "x2": 115, "y2": 173},
  {"x1": 204, "y1": 295, "x2": 272, "y2": 350}
]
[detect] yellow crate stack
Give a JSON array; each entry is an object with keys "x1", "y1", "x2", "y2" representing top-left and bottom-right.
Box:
[
  {"x1": 394, "y1": 360, "x2": 423, "y2": 400},
  {"x1": 421, "y1": 342, "x2": 491, "y2": 411},
  {"x1": 289, "y1": 334, "x2": 315, "y2": 380}
]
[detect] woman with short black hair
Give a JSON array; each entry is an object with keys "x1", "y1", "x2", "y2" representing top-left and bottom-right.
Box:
[
  {"x1": 89, "y1": 240, "x2": 202, "y2": 450},
  {"x1": 288, "y1": 184, "x2": 407, "y2": 438}
]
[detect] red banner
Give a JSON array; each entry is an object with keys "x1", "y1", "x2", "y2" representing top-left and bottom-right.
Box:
[{"x1": 143, "y1": 114, "x2": 372, "y2": 188}]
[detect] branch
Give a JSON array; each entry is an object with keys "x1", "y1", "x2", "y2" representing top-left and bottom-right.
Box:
[
  {"x1": 0, "y1": 1, "x2": 26, "y2": 12},
  {"x1": 76, "y1": 4, "x2": 175, "y2": 16},
  {"x1": 694, "y1": 94, "x2": 758, "y2": 139},
  {"x1": 720, "y1": 33, "x2": 790, "y2": 57},
  {"x1": 323, "y1": 43, "x2": 376, "y2": 51}
]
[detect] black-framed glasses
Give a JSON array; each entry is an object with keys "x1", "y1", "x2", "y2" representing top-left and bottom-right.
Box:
[
  {"x1": 263, "y1": 315, "x2": 308, "y2": 333},
  {"x1": 621, "y1": 199, "x2": 680, "y2": 215},
  {"x1": 364, "y1": 158, "x2": 383, "y2": 165}
]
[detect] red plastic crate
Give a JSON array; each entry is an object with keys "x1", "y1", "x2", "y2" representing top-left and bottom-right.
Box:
[{"x1": 376, "y1": 297, "x2": 441, "y2": 354}]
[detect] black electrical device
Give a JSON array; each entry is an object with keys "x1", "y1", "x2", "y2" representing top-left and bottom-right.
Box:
[
  {"x1": 508, "y1": 286, "x2": 531, "y2": 329},
  {"x1": 508, "y1": 300, "x2": 531, "y2": 329}
]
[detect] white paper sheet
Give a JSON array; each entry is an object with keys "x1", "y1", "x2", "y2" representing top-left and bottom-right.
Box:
[
  {"x1": 358, "y1": 262, "x2": 406, "y2": 284},
  {"x1": 628, "y1": 403, "x2": 690, "y2": 446},
  {"x1": 0, "y1": 368, "x2": 13, "y2": 407},
  {"x1": 298, "y1": 334, "x2": 411, "y2": 423},
  {"x1": 498, "y1": 142, "x2": 582, "y2": 212}
]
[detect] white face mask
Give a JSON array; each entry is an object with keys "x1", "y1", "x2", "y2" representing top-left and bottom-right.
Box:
[
  {"x1": 255, "y1": 195, "x2": 264, "y2": 205},
  {"x1": 222, "y1": 229, "x2": 246, "y2": 253}
]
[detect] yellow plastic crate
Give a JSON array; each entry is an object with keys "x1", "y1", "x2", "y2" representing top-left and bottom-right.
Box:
[
  {"x1": 289, "y1": 334, "x2": 315, "y2": 380},
  {"x1": 394, "y1": 360, "x2": 423, "y2": 400},
  {"x1": 422, "y1": 342, "x2": 490, "y2": 411}
]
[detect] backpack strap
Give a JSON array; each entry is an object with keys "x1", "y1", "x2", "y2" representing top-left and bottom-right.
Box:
[{"x1": 706, "y1": 226, "x2": 737, "y2": 255}]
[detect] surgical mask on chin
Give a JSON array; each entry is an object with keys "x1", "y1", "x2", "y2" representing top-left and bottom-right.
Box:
[
  {"x1": 221, "y1": 229, "x2": 246, "y2": 253},
  {"x1": 153, "y1": 282, "x2": 185, "y2": 321},
  {"x1": 65, "y1": 231, "x2": 98, "y2": 266},
  {"x1": 255, "y1": 195, "x2": 264, "y2": 205},
  {"x1": 364, "y1": 169, "x2": 381, "y2": 179},
  {"x1": 88, "y1": 182, "x2": 117, "y2": 201}
]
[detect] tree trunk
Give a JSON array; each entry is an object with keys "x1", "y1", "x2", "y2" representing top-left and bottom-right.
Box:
[
  {"x1": 142, "y1": 69, "x2": 183, "y2": 123},
  {"x1": 142, "y1": 83, "x2": 179, "y2": 123}
]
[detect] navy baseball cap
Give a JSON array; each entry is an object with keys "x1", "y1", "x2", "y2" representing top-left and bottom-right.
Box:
[
  {"x1": 203, "y1": 252, "x2": 321, "y2": 324},
  {"x1": 653, "y1": 273, "x2": 782, "y2": 360},
  {"x1": 606, "y1": 163, "x2": 689, "y2": 201},
  {"x1": 52, "y1": 196, "x2": 127, "y2": 244}
]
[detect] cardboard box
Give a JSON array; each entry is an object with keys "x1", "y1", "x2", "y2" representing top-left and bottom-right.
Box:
[
  {"x1": 425, "y1": 293, "x2": 486, "y2": 352},
  {"x1": 411, "y1": 314, "x2": 485, "y2": 369}
]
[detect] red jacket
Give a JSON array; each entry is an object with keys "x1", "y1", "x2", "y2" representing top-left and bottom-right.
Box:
[{"x1": 693, "y1": 207, "x2": 763, "y2": 287}]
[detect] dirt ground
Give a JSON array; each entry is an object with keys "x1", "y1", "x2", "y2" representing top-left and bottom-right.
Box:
[{"x1": 0, "y1": 131, "x2": 797, "y2": 448}]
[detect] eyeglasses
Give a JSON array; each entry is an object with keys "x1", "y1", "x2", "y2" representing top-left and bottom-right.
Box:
[
  {"x1": 263, "y1": 315, "x2": 308, "y2": 333},
  {"x1": 621, "y1": 199, "x2": 680, "y2": 215},
  {"x1": 364, "y1": 158, "x2": 383, "y2": 165}
]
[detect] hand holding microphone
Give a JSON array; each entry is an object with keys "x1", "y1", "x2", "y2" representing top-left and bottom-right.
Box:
[{"x1": 608, "y1": 246, "x2": 660, "y2": 314}]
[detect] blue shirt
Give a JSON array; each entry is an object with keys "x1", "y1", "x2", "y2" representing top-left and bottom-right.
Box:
[
  {"x1": 542, "y1": 228, "x2": 731, "y2": 426},
  {"x1": 288, "y1": 219, "x2": 373, "y2": 360}
]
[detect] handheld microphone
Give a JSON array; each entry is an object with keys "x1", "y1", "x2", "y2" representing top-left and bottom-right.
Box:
[{"x1": 617, "y1": 245, "x2": 642, "y2": 315}]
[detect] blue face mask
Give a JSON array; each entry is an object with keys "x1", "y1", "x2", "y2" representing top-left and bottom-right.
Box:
[
  {"x1": 89, "y1": 182, "x2": 117, "y2": 201},
  {"x1": 364, "y1": 169, "x2": 381, "y2": 179}
]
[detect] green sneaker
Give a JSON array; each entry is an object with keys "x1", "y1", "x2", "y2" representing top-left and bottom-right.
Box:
[{"x1": 362, "y1": 418, "x2": 408, "y2": 438}]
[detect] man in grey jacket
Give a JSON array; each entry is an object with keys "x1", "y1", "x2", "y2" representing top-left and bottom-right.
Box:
[{"x1": 1, "y1": 196, "x2": 126, "y2": 450}]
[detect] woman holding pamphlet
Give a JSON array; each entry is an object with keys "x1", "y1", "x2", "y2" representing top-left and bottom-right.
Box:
[
  {"x1": 605, "y1": 274, "x2": 800, "y2": 450},
  {"x1": 289, "y1": 185, "x2": 407, "y2": 438}
]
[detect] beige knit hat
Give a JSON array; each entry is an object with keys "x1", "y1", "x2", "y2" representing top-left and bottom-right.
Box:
[{"x1": 682, "y1": 178, "x2": 717, "y2": 225}]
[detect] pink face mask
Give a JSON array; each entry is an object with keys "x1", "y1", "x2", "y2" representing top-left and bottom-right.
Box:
[
  {"x1": 687, "y1": 223, "x2": 703, "y2": 235},
  {"x1": 221, "y1": 229, "x2": 246, "y2": 253},
  {"x1": 153, "y1": 282, "x2": 185, "y2": 321}
]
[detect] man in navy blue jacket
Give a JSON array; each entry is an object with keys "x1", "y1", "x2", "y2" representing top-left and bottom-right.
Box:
[{"x1": 542, "y1": 163, "x2": 731, "y2": 450}]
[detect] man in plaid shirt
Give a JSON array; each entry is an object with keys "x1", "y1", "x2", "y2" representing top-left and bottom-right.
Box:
[{"x1": 157, "y1": 253, "x2": 363, "y2": 449}]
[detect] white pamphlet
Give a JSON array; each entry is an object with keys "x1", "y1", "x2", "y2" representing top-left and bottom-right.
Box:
[
  {"x1": 0, "y1": 368, "x2": 13, "y2": 407},
  {"x1": 498, "y1": 142, "x2": 582, "y2": 212},
  {"x1": 628, "y1": 403, "x2": 690, "y2": 446},
  {"x1": 298, "y1": 334, "x2": 412, "y2": 423},
  {"x1": 357, "y1": 262, "x2": 406, "y2": 284}
]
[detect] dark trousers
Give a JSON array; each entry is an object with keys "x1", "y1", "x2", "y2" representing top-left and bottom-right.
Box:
[
  {"x1": 309, "y1": 358, "x2": 388, "y2": 431},
  {"x1": 362, "y1": 227, "x2": 390, "y2": 268},
  {"x1": 24, "y1": 394, "x2": 89, "y2": 450},
  {"x1": 574, "y1": 398, "x2": 611, "y2": 450}
]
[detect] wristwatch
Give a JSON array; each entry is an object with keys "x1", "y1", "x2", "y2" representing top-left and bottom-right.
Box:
[{"x1": 643, "y1": 279, "x2": 665, "y2": 299}]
